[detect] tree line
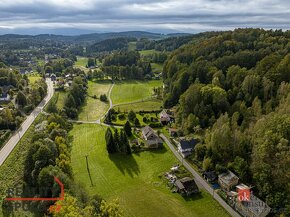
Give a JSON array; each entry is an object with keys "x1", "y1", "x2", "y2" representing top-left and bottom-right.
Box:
[{"x1": 163, "y1": 28, "x2": 290, "y2": 215}]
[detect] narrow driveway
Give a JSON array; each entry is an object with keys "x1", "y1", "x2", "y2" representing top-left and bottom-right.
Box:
[
  {"x1": 0, "y1": 79, "x2": 54, "y2": 166},
  {"x1": 160, "y1": 134, "x2": 240, "y2": 217}
]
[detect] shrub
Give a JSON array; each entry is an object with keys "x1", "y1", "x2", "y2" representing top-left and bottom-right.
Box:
[
  {"x1": 118, "y1": 114, "x2": 126, "y2": 120},
  {"x1": 149, "y1": 122, "x2": 162, "y2": 128},
  {"x1": 100, "y1": 94, "x2": 108, "y2": 102},
  {"x1": 128, "y1": 110, "x2": 136, "y2": 122}
]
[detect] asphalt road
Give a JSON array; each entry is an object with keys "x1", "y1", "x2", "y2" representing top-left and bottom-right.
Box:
[
  {"x1": 160, "y1": 134, "x2": 241, "y2": 217},
  {"x1": 0, "y1": 79, "x2": 54, "y2": 166}
]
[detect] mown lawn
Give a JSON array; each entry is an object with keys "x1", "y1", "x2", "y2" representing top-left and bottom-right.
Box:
[
  {"x1": 28, "y1": 74, "x2": 41, "y2": 84},
  {"x1": 55, "y1": 91, "x2": 67, "y2": 110},
  {"x1": 113, "y1": 99, "x2": 163, "y2": 112},
  {"x1": 70, "y1": 124, "x2": 230, "y2": 217},
  {"x1": 78, "y1": 80, "x2": 112, "y2": 121},
  {"x1": 111, "y1": 80, "x2": 162, "y2": 105}
]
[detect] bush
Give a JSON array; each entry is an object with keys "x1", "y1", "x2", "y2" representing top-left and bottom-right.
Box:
[
  {"x1": 128, "y1": 110, "x2": 136, "y2": 122},
  {"x1": 134, "y1": 118, "x2": 141, "y2": 127},
  {"x1": 24, "y1": 104, "x2": 34, "y2": 114},
  {"x1": 111, "y1": 114, "x2": 117, "y2": 122},
  {"x1": 100, "y1": 94, "x2": 108, "y2": 102},
  {"x1": 149, "y1": 122, "x2": 162, "y2": 128},
  {"x1": 118, "y1": 114, "x2": 126, "y2": 120}
]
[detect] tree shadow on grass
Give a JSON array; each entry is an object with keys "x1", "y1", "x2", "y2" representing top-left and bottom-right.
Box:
[
  {"x1": 182, "y1": 192, "x2": 203, "y2": 201},
  {"x1": 109, "y1": 153, "x2": 140, "y2": 178},
  {"x1": 144, "y1": 146, "x2": 168, "y2": 157},
  {"x1": 91, "y1": 79, "x2": 113, "y2": 84}
]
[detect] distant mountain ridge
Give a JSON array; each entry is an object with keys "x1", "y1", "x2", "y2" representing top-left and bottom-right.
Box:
[{"x1": 0, "y1": 31, "x2": 188, "y2": 44}]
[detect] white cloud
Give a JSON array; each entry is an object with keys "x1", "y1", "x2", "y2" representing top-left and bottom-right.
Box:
[{"x1": 0, "y1": 0, "x2": 289, "y2": 34}]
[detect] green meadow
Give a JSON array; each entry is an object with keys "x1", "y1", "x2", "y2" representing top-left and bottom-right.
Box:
[{"x1": 70, "y1": 124, "x2": 230, "y2": 217}]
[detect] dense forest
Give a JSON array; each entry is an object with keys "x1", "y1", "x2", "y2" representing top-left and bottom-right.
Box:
[
  {"x1": 136, "y1": 32, "x2": 219, "y2": 51},
  {"x1": 87, "y1": 37, "x2": 136, "y2": 53},
  {"x1": 163, "y1": 28, "x2": 290, "y2": 215},
  {"x1": 101, "y1": 51, "x2": 152, "y2": 80}
]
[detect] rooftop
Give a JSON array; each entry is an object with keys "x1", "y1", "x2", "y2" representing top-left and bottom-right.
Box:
[
  {"x1": 179, "y1": 138, "x2": 198, "y2": 150},
  {"x1": 218, "y1": 170, "x2": 239, "y2": 185}
]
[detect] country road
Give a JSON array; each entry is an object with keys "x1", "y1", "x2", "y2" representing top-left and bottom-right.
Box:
[
  {"x1": 160, "y1": 134, "x2": 241, "y2": 217},
  {"x1": 96, "y1": 81, "x2": 114, "y2": 124},
  {"x1": 0, "y1": 79, "x2": 54, "y2": 166}
]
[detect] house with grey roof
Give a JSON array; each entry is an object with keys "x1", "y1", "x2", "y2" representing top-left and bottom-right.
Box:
[
  {"x1": 141, "y1": 126, "x2": 163, "y2": 149},
  {"x1": 177, "y1": 138, "x2": 198, "y2": 158}
]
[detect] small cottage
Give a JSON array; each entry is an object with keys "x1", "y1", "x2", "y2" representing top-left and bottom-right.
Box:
[
  {"x1": 0, "y1": 93, "x2": 10, "y2": 101},
  {"x1": 159, "y1": 109, "x2": 171, "y2": 125},
  {"x1": 50, "y1": 74, "x2": 57, "y2": 81},
  {"x1": 159, "y1": 109, "x2": 175, "y2": 125},
  {"x1": 141, "y1": 126, "x2": 163, "y2": 149},
  {"x1": 202, "y1": 171, "x2": 217, "y2": 182},
  {"x1": 218, "y1": 170, "x2": 239, "y2": 191},
  {"x1": 175, "y1": 177, "x2": 199, "y2": 196}
]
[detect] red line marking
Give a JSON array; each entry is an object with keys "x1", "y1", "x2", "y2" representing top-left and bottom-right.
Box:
[{"x1": 5, "y1": 176, "x2": 64, "y2": 201}]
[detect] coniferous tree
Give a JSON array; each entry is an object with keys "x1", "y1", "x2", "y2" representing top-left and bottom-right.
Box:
[
  {"x1": 134, "y1": 118, "x2": 141, "y2": 127},
  {"x1": 128, "y1": 110, "x2": 136, "y2": 122},
  {"x1": 124, "y1": 121, "x2": 132, "y2": 136},
  {"x1": 113, "y1": 129, "x2": 120, "y2": 152},
  {"x1": 105, "y1": 128, "x2": 116, "y2": 154}
]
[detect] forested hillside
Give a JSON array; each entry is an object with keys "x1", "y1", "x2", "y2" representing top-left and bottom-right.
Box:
[
  {"x1": 87, "y1": 37, "x2": 136, "y2": 53},
  {"x1": 163, "y1": 28, "x2": 290, "y2": 215}
]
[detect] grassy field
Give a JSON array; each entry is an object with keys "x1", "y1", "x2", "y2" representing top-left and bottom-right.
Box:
[
  {"x1": 55, "y1": 91, "x2": 67, "y2": 110},
  {"x1": 75, "y1": 56, "x2": 88, "y2": 67},
  {"x1": 139, "y1": 49, "x2": 160, "y2": 56},
  {"x1": 111, "y1": 80, "x2": 162, "y2": 105},
  {"x1": 28, "y1": 74, "x2": 41, "y2": 84},
  {"x1": 70, "y1": 124, "x2": 229, "y2": 217},
  {"x1": 78, "y1": 80, "x2": 112, "y2": 121},
  {"x1": 151, "y1": 63, "x2": 163, "y2": 73},
  {"x1": 113, "y1": 99, "x2": 163, "y2": 112},
  {"x1": 128, "y1": 42, "x2": 137, "y2": 51}
]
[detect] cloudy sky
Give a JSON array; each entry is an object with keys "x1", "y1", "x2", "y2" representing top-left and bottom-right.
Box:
[{"x1": 0, "y1": 0, "x2": 289, "y2": 35}]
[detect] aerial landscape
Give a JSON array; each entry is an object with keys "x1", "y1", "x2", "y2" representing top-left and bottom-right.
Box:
[{"x1": 0, "y1": 0, "x2": 289, "y2": 217}]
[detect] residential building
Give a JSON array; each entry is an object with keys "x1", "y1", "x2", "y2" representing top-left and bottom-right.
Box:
[
  {"x1": 0, "y1": 93, "x2": 10, "y2": 101},
  {"x1": 141, "y1": 126, "x2": 163, "y2": 148},
  {"x1": 202, "y1": 171, "x2": 217, "y2": 182},
  {"x1": 177, "y1": 138, "x2": 198, "y2": 158},
  {"x1": 159, "y1": 109, "x2": 175, "y2": 125},
  {"x1": 218, "y1": 170, "x2": 239, "y2": 191},
  {"x1": 235, "y1": 184, "x2": 271, "y2": 217},
  {"x1": 175, "y1": 177, "x2": 199, "y2": 196},
  {"x1": 50, "y1": 74, "x2": 57, "y2": 81}
]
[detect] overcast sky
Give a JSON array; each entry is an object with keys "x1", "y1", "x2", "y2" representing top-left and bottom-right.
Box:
[{"x1": 0, "y1": 0, "x2": 289, "y2": 35}]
